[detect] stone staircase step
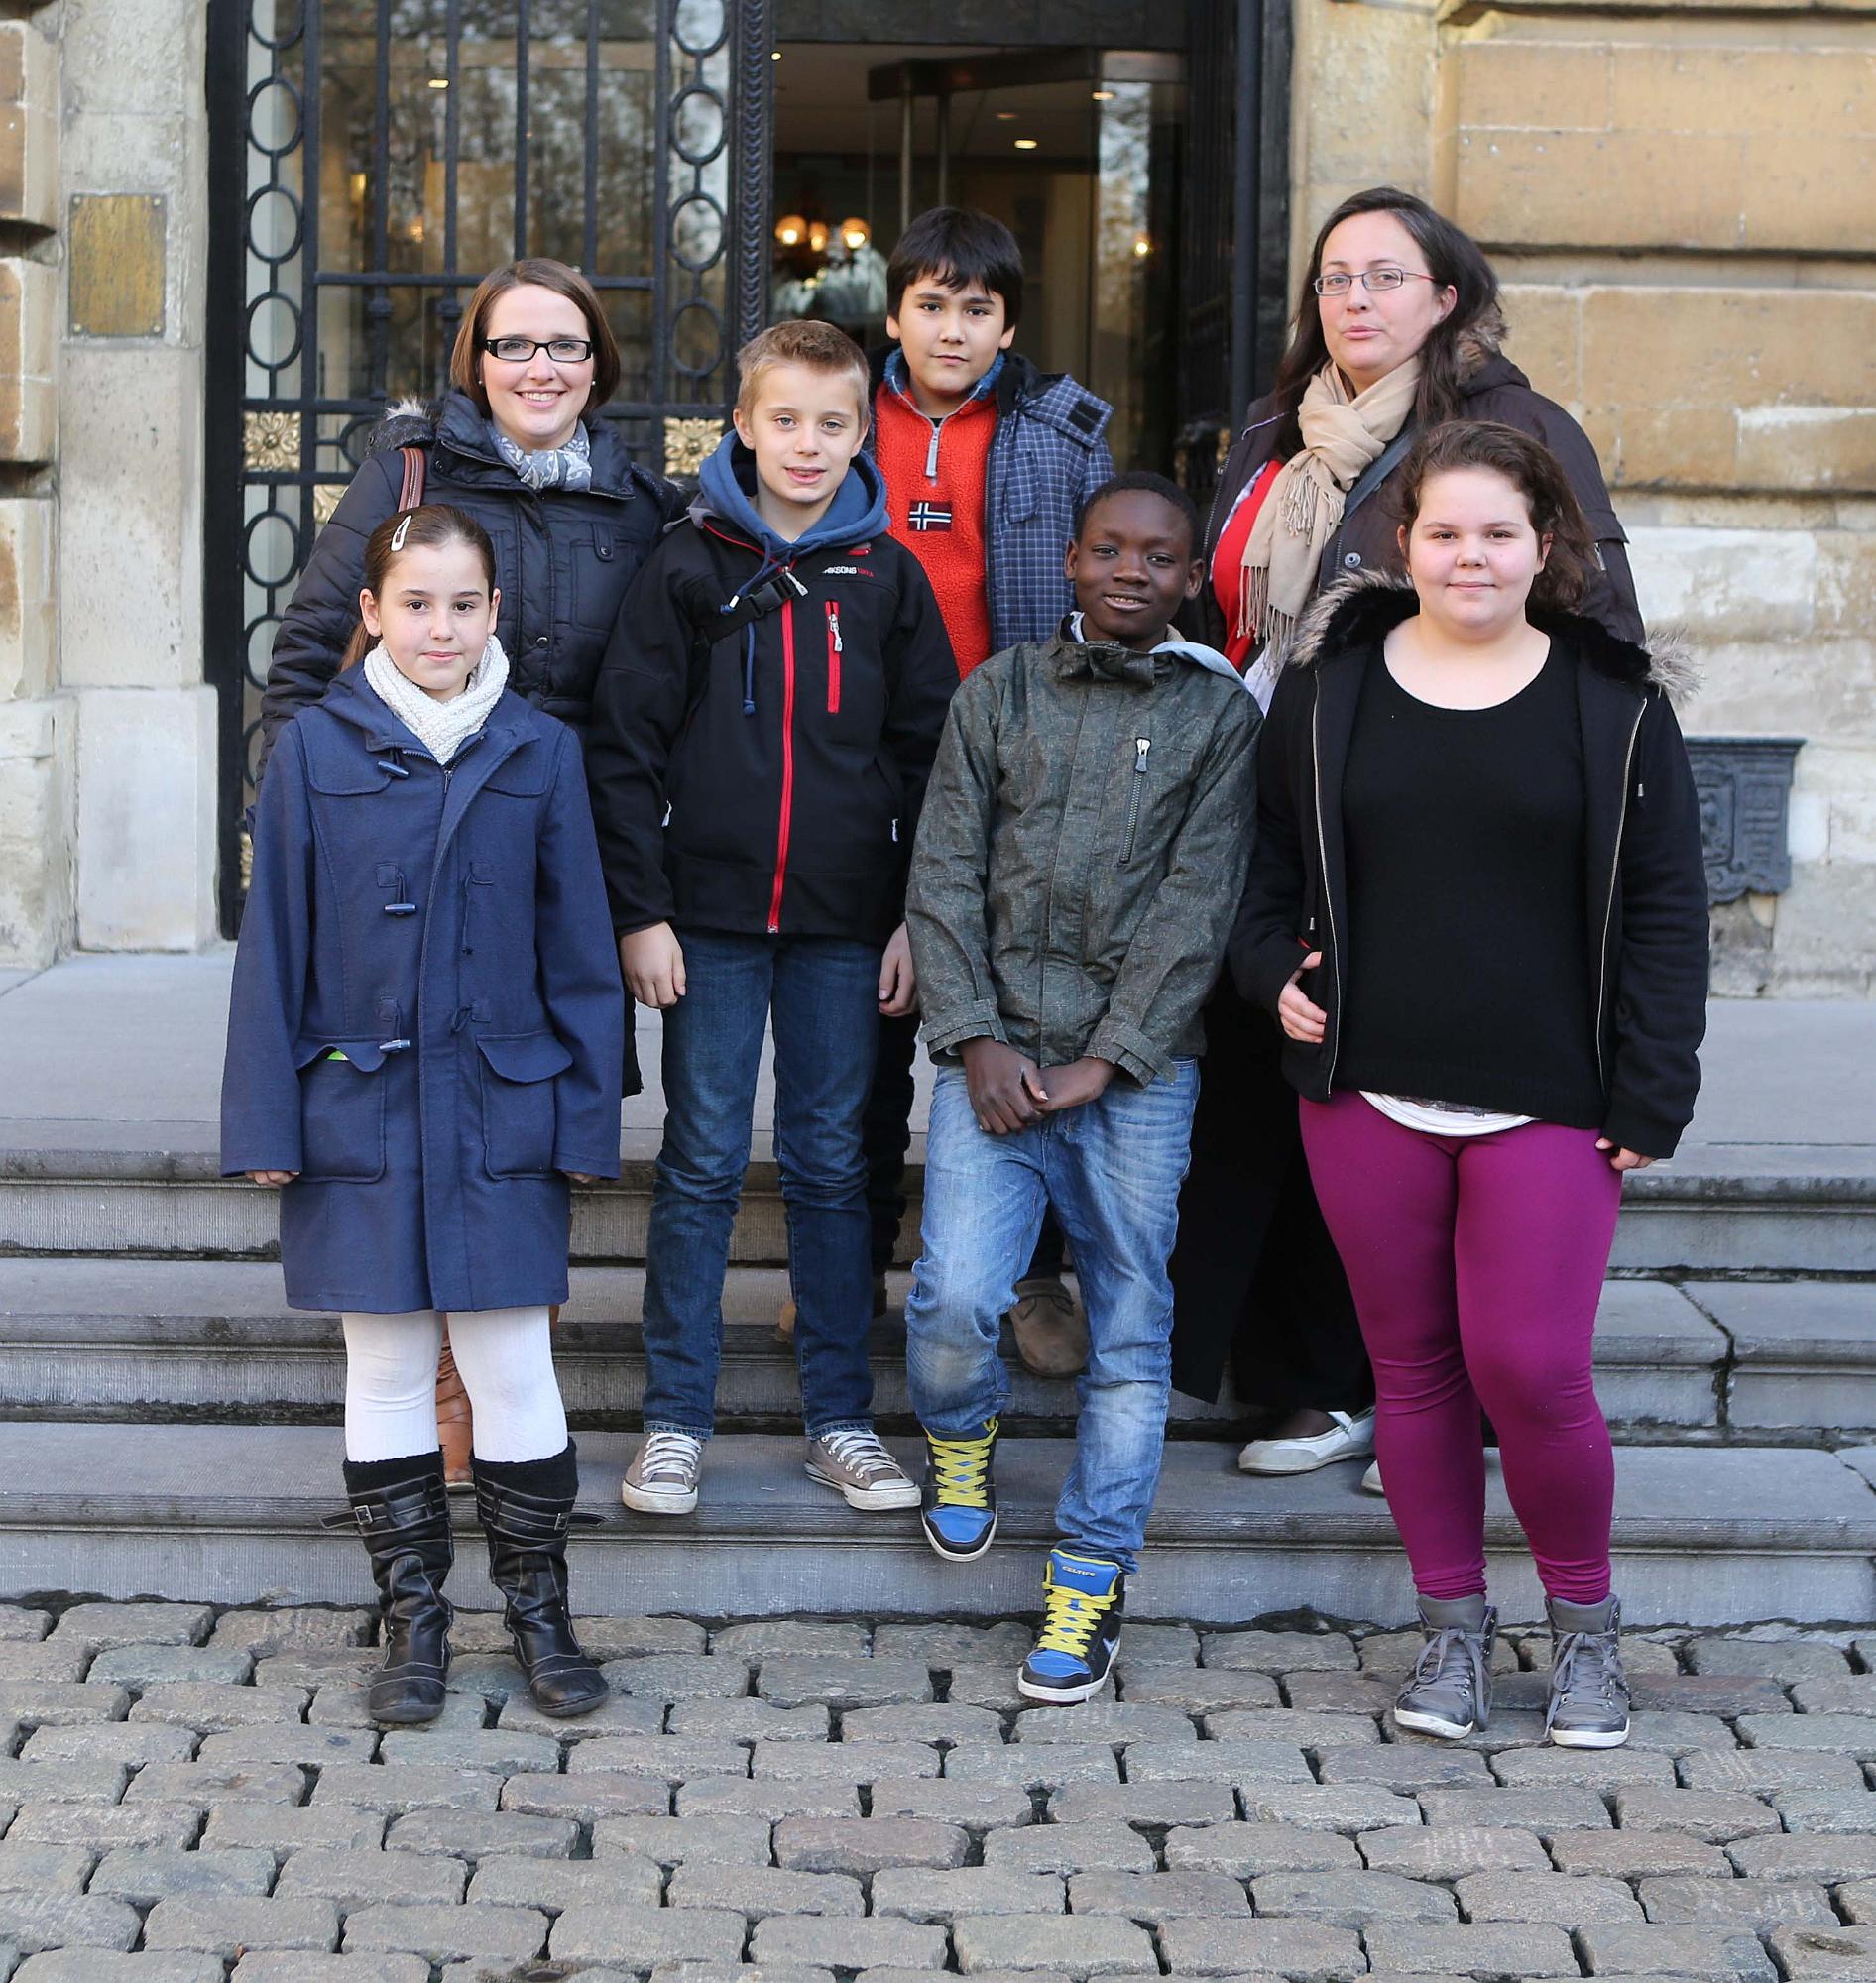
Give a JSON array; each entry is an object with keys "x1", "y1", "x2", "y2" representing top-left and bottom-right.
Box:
[
  {"x1": 0, "y1": 1258, "x2": 1764, "y2": 1436},
  {"x1": 2, "y1": 1140, "x2": 1873, "y2": 1273},
  {"x1": 0, "y1": 1422, "x2": 1870, "y2": 1628},
  {"x1": 1688, "y1": 1280, "x2": 1876, "y2": 1431}
]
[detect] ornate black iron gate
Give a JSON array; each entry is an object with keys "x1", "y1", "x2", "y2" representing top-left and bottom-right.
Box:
[{"x1": 203, "y1": 0, "x2": 772, "y2": 934}]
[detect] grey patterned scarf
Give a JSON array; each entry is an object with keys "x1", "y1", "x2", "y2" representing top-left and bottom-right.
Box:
[{"x1": 489, "y1": 418, "x2": 593, "y2": 492}]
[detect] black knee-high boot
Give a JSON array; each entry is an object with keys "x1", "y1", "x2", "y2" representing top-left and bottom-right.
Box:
[
  {"x1": 470, "y1": 1441, "x2": 607, "y2": 1718},
  {"x1": 336, "y1": 1451, "x2": 453, "y2": 1724}
]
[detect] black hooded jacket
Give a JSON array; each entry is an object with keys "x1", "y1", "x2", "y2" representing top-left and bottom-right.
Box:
[
  {"x1": 258, "y1": 390, "x2": 679, "y2": 779},
  {"x1": 1233, "y1": 574, "x2": 1708, "y2": 1158},
  {"x1": 584, "y1": 441, "x2": 957, "y2": 947}
]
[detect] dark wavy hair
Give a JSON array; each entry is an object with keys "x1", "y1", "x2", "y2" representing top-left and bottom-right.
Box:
[
  {"x1": 340, "y1": 504, "x2": 498, "y2": 669},
  {"x1": 1266, "y1": 188, "x2": 1500, "y2": 455},
  {"x1": 1395, "y1": 420, "x2": 1596, "y2": 614},
  {"x1": 887, "y1": 206, "x2": 1025, "y2": 327}
]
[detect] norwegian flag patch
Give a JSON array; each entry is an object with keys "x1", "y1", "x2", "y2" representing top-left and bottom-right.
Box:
[{"x1": 908, "y1": 501, "x2": 953, "y2": 532}]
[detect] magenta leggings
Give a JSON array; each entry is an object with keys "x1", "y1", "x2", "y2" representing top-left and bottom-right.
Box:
[{"x1": 1299, "y1": 1093, "x2": 1623, "y2": 1605}]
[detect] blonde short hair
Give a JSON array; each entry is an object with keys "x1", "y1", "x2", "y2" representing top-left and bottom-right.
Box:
[{"x1": 735, "y1": 319, "x2": 871, "y2": 425}]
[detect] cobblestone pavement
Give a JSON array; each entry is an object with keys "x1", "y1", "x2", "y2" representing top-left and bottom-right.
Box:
[{"x1": 2, "y1": 1603, "x2": 1876, "y2": 1981}]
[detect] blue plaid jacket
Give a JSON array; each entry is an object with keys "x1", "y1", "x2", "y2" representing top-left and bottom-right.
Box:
[{"x1": 870, "y1": 350, "x2": 1115, "y2": 654}]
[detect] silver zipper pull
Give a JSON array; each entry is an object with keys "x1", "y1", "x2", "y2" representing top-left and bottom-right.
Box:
[
  {"x1": 925, "y1": 421, "x2": 942, "y2": 481},
  {"x1": 1135, "y1": 738, "x2": 1151, "y2": 772},
  {"x1": 828, "y1": 606, "x2": 842, "y2": 652}
]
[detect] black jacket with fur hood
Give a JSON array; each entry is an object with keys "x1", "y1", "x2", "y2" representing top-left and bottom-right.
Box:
[
  {"x1": 1197, "y1": 318, "x2": 1644, "y2": 649},
  {"x1": 1232, "y1": 574, "x2": 1707, "y2": 1158}
]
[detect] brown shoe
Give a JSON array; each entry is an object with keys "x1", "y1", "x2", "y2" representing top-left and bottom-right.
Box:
[
  {"x1": 1006, "y1": 1277, "x2": 1090, "y2": 1376},
  {"x1": 435, "y1": 1332, "x2": 474, "y2": 1492}
]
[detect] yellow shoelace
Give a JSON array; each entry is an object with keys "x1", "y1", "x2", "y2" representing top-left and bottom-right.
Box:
[
  {"x1": 927, "y1": 1419, "x2": 998, "y2": 1506},
  {"x1": 1034, "y1": 1566, "x2": 1119, "y2": 1658}
]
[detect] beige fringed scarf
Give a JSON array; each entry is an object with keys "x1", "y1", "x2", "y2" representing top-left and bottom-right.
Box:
[{"x1": 1239, "y1": 357, "x2": 1422, "y2": 663}]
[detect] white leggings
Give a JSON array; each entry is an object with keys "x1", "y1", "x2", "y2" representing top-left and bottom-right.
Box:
[{"x1": 341, "y1": 1307, "x2": 568, "y2": 1464}]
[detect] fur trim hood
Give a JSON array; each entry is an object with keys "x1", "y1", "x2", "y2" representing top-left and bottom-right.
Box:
[
  {"x1": 1288, "y1": 568, "x2": 1699, "y2": 704},
  {"x1": 1456, "y1": 306, "x2": 1508, "y2": 376},
  {"x1": 370, "y1": 395, "x2": 436, "y2": 453}
]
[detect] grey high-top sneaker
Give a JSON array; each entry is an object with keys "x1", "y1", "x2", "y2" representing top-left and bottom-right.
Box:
[
  {"x1": 1545, "y1": 1594, "x2": 1630, "y2": 1748},
  {"x1": 1392, "y1": 1594, "x2": 1496, "y2": 1741}
]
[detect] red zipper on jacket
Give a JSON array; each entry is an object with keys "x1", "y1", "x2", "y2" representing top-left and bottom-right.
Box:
[
  {"x1": 768, "y1": 601, "x2": 798, "y2": 933},
  {"x1": 825, "y1": 602, "x2": 842, "y2": 714}
]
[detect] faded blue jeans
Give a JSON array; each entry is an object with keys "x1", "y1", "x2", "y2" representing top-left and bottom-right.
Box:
[
  {"x1": 641, "y1": 930, "x2": 881, "y2": 1439},
  {"x1": 904, "y1": 1058, "x2": 1200, "y2": 1573}
]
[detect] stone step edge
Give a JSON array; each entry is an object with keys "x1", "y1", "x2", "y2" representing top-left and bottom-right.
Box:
[
  {"x1": 0, "y1": 1306, "x2": 1745, "y2": 1371},
  {"x1": 1, "y1": 1429, "x2": 1872, "y2": 1554},
  {"x1": 4, "y1": 1143, "x2": 1876, "y2": 1201}
]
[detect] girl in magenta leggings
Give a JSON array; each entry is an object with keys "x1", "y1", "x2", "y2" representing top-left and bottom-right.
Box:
[{"x1": 1234, "y1": 419, "x2": 1707, "y2": 1748}]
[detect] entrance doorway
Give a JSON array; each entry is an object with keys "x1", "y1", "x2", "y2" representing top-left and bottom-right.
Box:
[{"x1": 768, "y1": 45, "x2": 1183, "y2": 471}]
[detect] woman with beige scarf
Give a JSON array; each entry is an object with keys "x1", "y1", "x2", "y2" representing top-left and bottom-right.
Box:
[{"x1": 1170, "y1": 185, "x2": 1640, "y2": 1480}]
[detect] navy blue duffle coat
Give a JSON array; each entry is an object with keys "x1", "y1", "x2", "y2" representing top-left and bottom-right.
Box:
[{"x1": 221, "y1": 670, "x2": 624, "y2": 1315}]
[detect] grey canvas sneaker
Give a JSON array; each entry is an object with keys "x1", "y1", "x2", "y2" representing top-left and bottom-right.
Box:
[
  {"x1": 805, "y1": 1428, "x2": 921, "y2": 1511},
  {"x1": 620, "y1": 1430, "x2": 704, "y2": 1515},
  {"x1": 1392, "y1": 1594, "x2": 1497, "y2": 1740},
  {"x1": 1545, "y1": 1594, "x2": 1631, "y2": 1748}
]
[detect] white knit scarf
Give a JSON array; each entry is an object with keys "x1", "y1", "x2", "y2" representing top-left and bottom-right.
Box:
[
  {"x1": 363, "y1": 635, "x2": 510, "y2": 765},
  {"x1": 1239, "y1": 357, "x2": 1421, "y2": 663}
]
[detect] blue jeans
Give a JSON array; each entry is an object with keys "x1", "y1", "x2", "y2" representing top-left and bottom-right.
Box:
[
  {"x1": 642, "y1": 931, "x2": 881, "y2": 1439},
  {"x1": 904, "y1": 1058, "x2": 1200, "y2": 1573}
]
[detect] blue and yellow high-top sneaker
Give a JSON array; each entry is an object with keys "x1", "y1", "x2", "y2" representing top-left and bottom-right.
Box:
[
  {"x1": 1018, "y1": 1549, "x2": 1125, "y2": 1703},
  {"x1": 918, "y1": 1419, "x2": 999, "y2": 1562}
]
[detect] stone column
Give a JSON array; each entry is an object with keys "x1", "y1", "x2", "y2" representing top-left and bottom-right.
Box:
[
  {"x1": 0, "y1": 7, "x2": 66, "y2": 965},
  {"x1": 59, "y1": 0, "x2": 217, "y2": 952}
]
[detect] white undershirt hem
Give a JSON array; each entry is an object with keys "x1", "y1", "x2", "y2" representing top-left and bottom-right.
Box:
[{"x1": 1360, "y1": 1092, "x2": 1535, "y2": 1138}]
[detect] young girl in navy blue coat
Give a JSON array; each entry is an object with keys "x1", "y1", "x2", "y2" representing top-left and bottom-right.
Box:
[{"x1": 222, "y1": 504, "x2": 624, "y2": 1725}]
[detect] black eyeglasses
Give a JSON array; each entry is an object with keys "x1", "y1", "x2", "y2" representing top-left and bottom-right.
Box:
[
  {"x1": 1312, "y1": 269, "x2": 1439, "y2": 297},
  {"x1": 480, "y1": 336, "x2": 596, "y2": 364}
]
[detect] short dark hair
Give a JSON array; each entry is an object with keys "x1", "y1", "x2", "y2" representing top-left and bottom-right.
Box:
[
  {"x1": 1073, "y1": 472, "x2": 1202, "y2": 560},
  {"x1": 886, "y1": 207, "x2": 1024, "y2": 327},
  {"x1": 1394, "y1": 420, "x2": 1595, "y2": 613}
]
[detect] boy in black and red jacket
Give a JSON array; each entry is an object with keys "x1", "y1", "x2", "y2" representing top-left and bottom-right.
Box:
[{"x1": 586, "y1": 319, "x2": 956, "y2": 1519}]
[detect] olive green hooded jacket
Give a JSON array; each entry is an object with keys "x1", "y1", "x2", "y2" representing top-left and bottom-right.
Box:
[{"x1": 906, "y1": 624, "x2": 1259, "y2": 1087}]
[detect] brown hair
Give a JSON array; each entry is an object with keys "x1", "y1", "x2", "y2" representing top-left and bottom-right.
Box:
[
  {"x1": 340, "y1": 504, "x2": 499, "y2": 669},
  {"x1": 735, "y1": 319, "x2": 871, "y2": 425},
  {"x1": 1394, "y1": 419, "x2": 1595, "y2": 614},
  {"x1": 447, "y1": 257, "x2": 622, "y2": 415},
  {"x1": 1267, "y1": 187, "x2": 1500, "y2": 453}
]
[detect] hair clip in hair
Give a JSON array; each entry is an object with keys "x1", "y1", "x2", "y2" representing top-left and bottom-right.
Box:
[{"x1": 390, "y1": 512, "x2": 413, "y2": 553}]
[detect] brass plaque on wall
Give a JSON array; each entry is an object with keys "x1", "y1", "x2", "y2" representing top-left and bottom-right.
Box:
[{"x1": 68, "y1": 193, "x2": 165, "y2": 338}]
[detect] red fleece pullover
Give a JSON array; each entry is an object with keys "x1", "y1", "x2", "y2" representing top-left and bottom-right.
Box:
[{"x1": 875, "y1": 380, "x2": 997, "y2": 676}]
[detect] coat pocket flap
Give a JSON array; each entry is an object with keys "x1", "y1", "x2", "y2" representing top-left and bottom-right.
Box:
[
  {"x1": 293, "y1": 1038, "x2": 390, "y2": 1073},
  {"x1": 303, "y1": 758, "x2": 394, "y2": 796},
  {"x1": 485, "y1": 740, "x2": 553, "y2": 797},
  {"x1": 476, "y1": 1031, "x2": 573, "y2": 1083}
]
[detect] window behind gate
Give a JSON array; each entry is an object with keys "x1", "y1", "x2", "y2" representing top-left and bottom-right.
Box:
[{"x1": 204, "y1": 0, "x2": 772, "y2": 934}]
